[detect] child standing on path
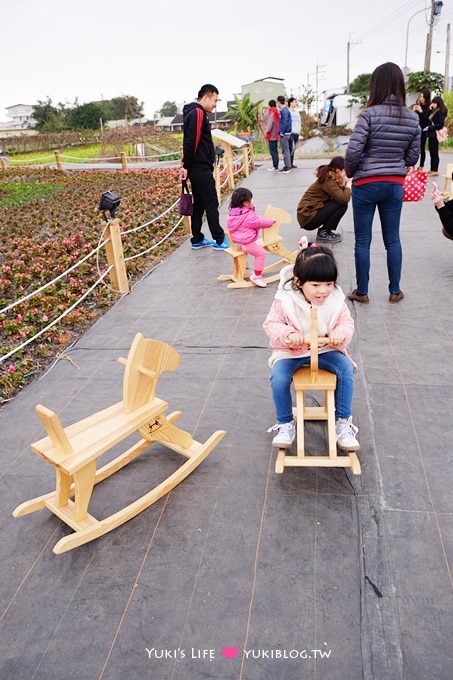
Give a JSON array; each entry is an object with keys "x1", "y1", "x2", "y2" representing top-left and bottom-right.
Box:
[
  {"x1": 227, "y1": 188, "x2": 275, "y2": 288},
  {"x1": 263, "y1": 241, "x2": 360, "y2": 449}
]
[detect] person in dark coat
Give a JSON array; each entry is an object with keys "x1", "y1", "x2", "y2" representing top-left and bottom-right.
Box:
[
  {"x1": 424, "y1": 95, "x2": 448, "y2": 176},
  {"x1": 431, "y1": 184, "x2": 453, "y2": 240},
  {"x1": 345, "y1": 62, "x2": 420, "y2": 304},
  {"x1": 180, "y1": 84, "x2": 229, "y2": 250},
  {"x1": 412, "y1": 88, "x2": 431, "y2": 170}
]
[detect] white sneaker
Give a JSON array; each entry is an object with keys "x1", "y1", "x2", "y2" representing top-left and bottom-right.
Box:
[
  {"x1": 336, "y1": 417, "x2": 360, "y2": 450},
  {"x1": 267, "y1": 167, "x2": 278, "y2": 172},
  {"x1": 250, "y1": 273, "x2": 267, "y2": 288},
  {"x1": 267, "y1": 421, "x2": 296, "y2": 448}
]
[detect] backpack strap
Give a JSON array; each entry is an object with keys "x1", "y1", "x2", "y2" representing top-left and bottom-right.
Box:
[{"x1": 195, "y1": 108, "x2": 204, "y2": 153}]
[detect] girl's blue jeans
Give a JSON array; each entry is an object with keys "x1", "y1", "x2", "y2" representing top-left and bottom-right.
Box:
[
  {"x1": 270, "y1": 351, "x2": 354, "y2": 423},
  {"x1": 351, "y1": 182, "x2": 404, "y2": 296}
]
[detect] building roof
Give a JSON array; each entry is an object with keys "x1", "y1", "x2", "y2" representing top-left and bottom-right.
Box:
[{"x1": 166, "y1": 111, "x2": 233, "y2": 126}]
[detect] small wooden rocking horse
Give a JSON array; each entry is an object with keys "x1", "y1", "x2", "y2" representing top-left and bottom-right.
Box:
[
  {"x1": 13, "y1": 334, "x2": 226, "y2": 554},
  {"x1": 275, "y1": 309, "x2": 361, "y2": 475},
  {"x1": 218, "y1": 204, "x2": 298, "y2": 288}
]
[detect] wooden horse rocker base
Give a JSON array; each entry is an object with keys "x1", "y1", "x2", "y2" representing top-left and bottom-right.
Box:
[
  {"x1": 13, "y1": 334, "x2": 226, "y2": 554},
  {"x1": 275, "y1": 309, "x2": 361, "y2": 475},
  {"x1": 218, "y1": 204, "x2": 298, "y2": 288}
]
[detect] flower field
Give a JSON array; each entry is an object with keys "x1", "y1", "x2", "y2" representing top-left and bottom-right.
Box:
[{"x1": 0, "y1": 166, "x2": 184, "y2": 403}]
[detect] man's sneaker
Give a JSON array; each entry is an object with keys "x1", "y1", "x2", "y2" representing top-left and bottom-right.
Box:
[
  {"x1": 191, "y1": 238, "x2": 215, "y2": 250},
  {"x1": 250, "y1": 273, "x2": 267, "y2": 288},
  {"x1": 279, "y1": 167, "x2": 291, "y2": 174},
  {"x1": 267, "y1": 167, "x2": 278, "y2": 172},
  {"x1": 212, "y1": 237, "x2": 230, "y2": 250},
  {"x1": 336, "y1": 417, "x2": 360, "y2": 450},
  {"x1": 316, "y1": 228, "x2": 342, "y2": 243},
  {"x1": 291, "y1": 164, "x2": 297, "y2": 168},
  {"x1": 267, "y1": 421, "x2": 296, "y2": 448}
]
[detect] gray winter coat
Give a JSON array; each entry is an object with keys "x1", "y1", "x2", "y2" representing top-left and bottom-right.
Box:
[{"x1": 345, "y1": 96, "x2": 420, "y2": 181}]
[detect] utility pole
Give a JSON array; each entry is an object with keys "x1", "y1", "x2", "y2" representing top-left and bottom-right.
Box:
[
  {"x1": 346, "y1": 41, "x2": 351, "y2": 93},
  {"x1": 346, "y1": 37, "x2": 361, "y2": 93},
  {"x1": 424, "y1": 0, "x2": 444, "y2": 71},
  {"x1": 315, "y1": 63, "x2": 326, "y2": 115},
  {"x1": 445, "y1": 23, "x2": 451, "y2": 91}
]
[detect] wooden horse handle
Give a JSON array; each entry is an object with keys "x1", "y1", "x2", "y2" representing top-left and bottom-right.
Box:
[{"x1": 305, "y1": 337, "x2": 330, "y2": 346}]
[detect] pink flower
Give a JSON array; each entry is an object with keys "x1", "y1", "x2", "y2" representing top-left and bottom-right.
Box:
[{"x1": 7, "y1": 364, "x2": 16, "y2": 373}]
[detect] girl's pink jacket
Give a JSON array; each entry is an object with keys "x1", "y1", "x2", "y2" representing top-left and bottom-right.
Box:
[
  {"x1": 227, "y1": 206, "x2": 274, "y2": 245},
  {"x1": 263, "y1": 265, "x2": 355, "y2": 367}
]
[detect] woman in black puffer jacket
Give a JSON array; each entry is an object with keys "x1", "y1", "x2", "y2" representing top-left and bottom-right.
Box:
[{"x1": 345, "y1": 62, "x2": 420, "y2": 304}]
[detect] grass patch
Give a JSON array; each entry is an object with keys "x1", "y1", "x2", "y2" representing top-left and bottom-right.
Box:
[
  {"x1": 8, "y1": 144, "x2": 137, "y2": 164},
  {"x1": 0, "y1": 181, "x2": 64, "y2": 207}
]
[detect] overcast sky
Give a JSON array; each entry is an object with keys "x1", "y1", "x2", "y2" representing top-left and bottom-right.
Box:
[{"x1": 2, "y1": 0, "x2": 452, "y2": 120}]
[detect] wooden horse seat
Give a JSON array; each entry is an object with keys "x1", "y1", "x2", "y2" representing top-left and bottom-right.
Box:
[
  {"x1": 13, "y1": 333, "x2": 226, "y2": 554},
  {"x1": 275, "y1": 308, "x2": 361, "y2": 475},
  {"x1": 218, "y1": 204, "x2": 298, "y2": 288}
]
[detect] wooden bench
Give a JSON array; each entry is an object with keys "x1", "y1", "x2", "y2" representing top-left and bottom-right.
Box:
[
  {"x1": 275, "y1": 309, "x2": 361, "y2": 475},
  {"x1": 218, "y1": 204, "x2": 298, "y2": 288},
  {"x1": 13, "y1": 333, "x2": 226, "y2": 554}
]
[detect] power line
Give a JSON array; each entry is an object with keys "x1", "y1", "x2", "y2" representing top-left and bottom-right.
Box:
[{"x1": 324, "y1": 0, "x2": 427, "y2": 65}]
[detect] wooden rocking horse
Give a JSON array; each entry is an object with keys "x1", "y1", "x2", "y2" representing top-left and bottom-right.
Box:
[
  {"x1": 217, "y1": 204, "x2": 298, "y2": 288},
  {"x1": 275, "y1": 308, "x2": 361, "y2": 475},
  {"x1": 13, "y1": 333, "x2": 226, "y2": 554}
]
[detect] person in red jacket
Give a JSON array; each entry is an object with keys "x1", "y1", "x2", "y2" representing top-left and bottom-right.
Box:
[
  {"x1": 180, "y1": 84, "x2": 229, "y2": 250},
  {"x1": 265, "y1": 99, "x2": 280, "y2": 171},
  {"x1": 227, "y1": 187, "x2": 275, "y2": 287}
]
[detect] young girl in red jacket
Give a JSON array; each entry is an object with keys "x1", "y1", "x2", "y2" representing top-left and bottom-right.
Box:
[
  {"x1": 263, "y1": 240, "x2": 360, "y2": 450},
  {"x1": 227, "y1": 187, "x2": 275, "y2": 287}
]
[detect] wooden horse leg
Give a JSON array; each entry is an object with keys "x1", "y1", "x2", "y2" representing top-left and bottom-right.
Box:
[
  {"x1": 52, "y1": 429, "x2": 226, "y2": 554},
  {"x1": 12, "y1": 411, "x2": 185, "y2": 518}
]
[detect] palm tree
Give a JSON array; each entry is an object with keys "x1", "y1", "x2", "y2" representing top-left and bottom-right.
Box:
[{"x1": 227, "y1": 93, "x2": 264, "y2": 133}]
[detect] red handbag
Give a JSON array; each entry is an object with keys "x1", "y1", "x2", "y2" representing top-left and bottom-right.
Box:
[{"x1": 403, "y1": 170, "x2": 428, "y2": 202}]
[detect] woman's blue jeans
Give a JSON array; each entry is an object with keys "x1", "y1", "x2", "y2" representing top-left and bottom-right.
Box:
[
  {"x1": 270, "y1": 351, "x2": 355, "y2": 423},
  {"x1": 351, "y1": 182, "x2": 404, "y2": 295}
]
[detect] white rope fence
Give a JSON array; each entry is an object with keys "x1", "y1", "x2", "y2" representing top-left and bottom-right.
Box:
[
  {"x1": 0, "y1": 241, "x2": 108, "y2": 316},
  {"x1": 0, "y1": 200, "x2": 184, "y2": 363},
  {"x1": 8, "y1": 156, "x2": 55, "y2": 165},
  {"x1": 125, "y1": 217, "x2": 183, "y2": 262},
  {"x1": 6, "y1": 151, "x2": 181, "y2": 168},
  {"x1": 0, "y1": 266, "x2": 113, "y2": 364},
  {"x1": 1, "y1": 150, "x2": 251, "y2": 365}
]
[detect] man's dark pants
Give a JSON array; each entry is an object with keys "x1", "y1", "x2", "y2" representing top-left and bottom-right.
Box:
[{"x1": 188, "y1": 164, "x2": 225, "y2": 245}]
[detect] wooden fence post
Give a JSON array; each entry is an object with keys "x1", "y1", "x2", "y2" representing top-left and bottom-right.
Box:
[
  {"x1": 214, "y1": 164, "x2": 221, "y2": 202},
  {"x1": 247, "y1": 142, "x2": 255, "y2": 170},
  {"x1": 243, "y1": 148, "x2": 249, "y2": 176},
  {"x1": 120, "y1": 152, "x2": 128, "y2": 172},
  {"x1": 54, "y1": 150, "x2": 63, "y2": 171},
  {"x1": 223, "y1": 147, "x2": 235, "y2": 190},
  {"x1": 183, "y1": 216, "x2": 192, "y2": 235},
  {"x1": 103, "y1": 218, "x2": 129, "y2": 293}
]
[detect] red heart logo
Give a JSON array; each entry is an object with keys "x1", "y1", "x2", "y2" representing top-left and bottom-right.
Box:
[{"x1": 221, "y1": 646, "x2": 239, "y2": 659}]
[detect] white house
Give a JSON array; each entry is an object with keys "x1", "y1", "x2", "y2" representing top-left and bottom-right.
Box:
[{"x1": 1, "y1": 104, "x2": 35, "y2": 130}]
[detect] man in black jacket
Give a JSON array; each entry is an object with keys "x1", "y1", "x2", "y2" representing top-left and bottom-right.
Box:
[{"x1": 180, "y1": 84, "x2": 229, "y2": 250}]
